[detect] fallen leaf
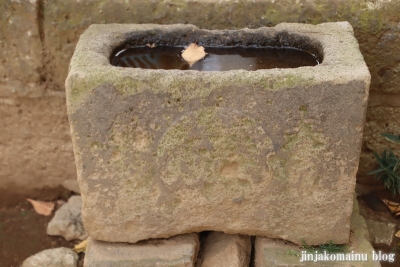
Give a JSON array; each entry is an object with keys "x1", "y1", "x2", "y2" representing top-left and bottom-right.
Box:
[
  {"x1": 26, "y1": 198, "x2": 55, "y2": 216},
  {"x1": 380, "y1": 198, "x2": 400, "y2": 216},
  {"x1": 396, "y1": 230, "x2": 400, "y2": 238},
  {"x1": 73, "y1": 238, "x2": 88, "y2": 253},
  {"x1": 146, "y1": 43, "x2": 156, "y2": 48},
  {"x1": 181, "y1": 43, "x2": 207, "y2": 67}
]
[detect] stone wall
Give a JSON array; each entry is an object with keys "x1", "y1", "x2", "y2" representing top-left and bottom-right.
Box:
[{"x1": 1, "y1": 0, "x2": 400, "y2": 192}]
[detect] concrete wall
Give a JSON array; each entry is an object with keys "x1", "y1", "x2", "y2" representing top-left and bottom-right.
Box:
[{"x1": 1, "y1": 0, "x2": 400, "y2": 192}]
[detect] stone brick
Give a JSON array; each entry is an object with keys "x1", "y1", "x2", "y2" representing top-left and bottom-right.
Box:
[
  {"x1": 363, "y1": 107, "x2": 400, "y2": 156},
  {"x1": 368, "y1": 93, "x2": 400, "y2": 108},
  {"x1": 357, "y1": 106, "x2": 400, "y2": 185},
  {"x1": 43, "y1": 0, "x2": 400, "y2": 94},
  {"x1": 84, "y1": 234, "x2": 199, "y2": 267},
  {"x1": 365, "y1": 22, "x2": 400, "y2": 94},
  {"x1": 365, "y1": 219, "x2": 396, "y2": 246},
  {"x1": 356, "y1": 150, "x2": 380, "y2": 183},
  {"x1": 0, "y1": 0, "x2": 43, "y2": 97},
  {"x1": 196, "y1": 232, "x2": 251, "y2": 267},
  {"x1": 254, "y1": 197, "x2": 381, "y2": 267},
  {"x1": 0, "y1": 96, "x2": 76, "y2": 190},
  {"x1": 66, "y1": 23, "x2": 369, "y2": 245}
]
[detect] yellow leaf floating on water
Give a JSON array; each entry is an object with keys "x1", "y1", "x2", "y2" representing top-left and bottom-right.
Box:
[
  {"x1": 380, "y1": 198, "x2": 400, "y2": 216},
  {"x1": 181, "y1": 43, "x2": 207, "y2": 67},
  {"x1": 73, "y1": 238, "x2": 88, "y2": 253},
  {"x1": 26, "y1": 198, "x2": 55, "y2": 216}
]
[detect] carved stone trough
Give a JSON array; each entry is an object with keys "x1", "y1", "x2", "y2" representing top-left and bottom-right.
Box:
[{"x1": 66, "y1": 22, "x2": 370, "y2": 245}]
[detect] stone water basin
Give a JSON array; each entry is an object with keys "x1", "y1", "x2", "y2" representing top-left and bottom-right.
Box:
[{"x1": 66, "y1": 22, "x2": 370, "y2": 245}]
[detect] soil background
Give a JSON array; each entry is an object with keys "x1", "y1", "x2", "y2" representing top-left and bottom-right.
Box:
[{"x1": 0, "y1": 187, "x2": 84, "y2": 267}]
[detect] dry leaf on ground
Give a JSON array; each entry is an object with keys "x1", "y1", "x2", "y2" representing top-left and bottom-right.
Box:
[
  {"x1": 73, "y1": 238, "x2": 88, "y2": 253},
  {"x1": 380, "y1": 198, "x2": 400, "y2": 216},
  {"x1": 26, "y1": 198, "x2": 55, "y2": 216},
  {"x1": 146, "y1": 43, "x2": 156, "y2": 48},
  {"x1": 182, "y1": 43, "x2": 207, "y2": 67},
  {"x1": 396, "y1": 230, "x2": 400, "y2": 238}
]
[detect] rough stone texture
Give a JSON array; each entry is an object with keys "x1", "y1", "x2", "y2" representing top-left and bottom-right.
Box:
[
  {"x1": 357, "y1": 106, "x2": 400, "y2": 183},
  {"x1": 42, "y1": 0, "x2": 400, "y2": 95},
  {"x1": 62, "y1": 179, "x2": 81, "y2": 194},
  {"x1": 21, "y1": 247, "x2": 78, "y2": 267},
  {"x1": 0, "y1": 96, "x2": 76, "y2": 190},
  {"x1": 254, "y1": 197, "x2": 381, "y2": 267},
  {"x1": 365, "y1": 219, "x2": 396, "y2": 246},
  {"x1": 356, "y1": 150, "x2": 381, "y2": 184},
  {"x1": 39, "y1": 0, "x2": 400, "y2": 191},
  {"x1": 196, "y1": 232, "x2": 251, "y2": 267},
  {"x1": 0, "y1": 0, "x2": 44, "y2": 97},
  {"x1": 47, "y1": 195, "x2": 87, "y2": 241},
  {"x1": 0, "y1": 0, "x2": 400, "y2": 193},
  {"x1": 66, "y1": 23, "x2": 369, "y2": 245},
  {"x1": 355, "y1": 183, "x2": 385, "y2": 197},
  {"x1": 84, "y1": 234, "x2": 199, "y2": 267},
  {"x1": 364, "y1": 107, "x2": 400, "y2": 158}
]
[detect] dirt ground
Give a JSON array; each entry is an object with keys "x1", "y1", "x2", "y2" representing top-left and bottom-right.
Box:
[{"x1": 0, "y1": 187, "x2": 84, "y2": 267}]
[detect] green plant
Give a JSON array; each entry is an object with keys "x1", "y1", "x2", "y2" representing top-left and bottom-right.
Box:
[
  {"x1": 286, "y1": 249, "x2": 300, "y2": 257},
  {"x1": 382, "y1": 133, "x2": 400, "y2": 144},
  {"x1": 368, "y1": 133, "x2": 400, "y2": 195},
  {"x1": 301, "y1": 239, "x2": 314, "y2": 252},
  {"x1": 301, "y1": 239, "x2": 348, "y2": 253},
  {"x1": 318, "y1": 240, "x2": 348, "y2": 253}
]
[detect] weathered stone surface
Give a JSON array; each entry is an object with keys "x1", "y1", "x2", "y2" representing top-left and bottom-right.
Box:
[
  {"x1": 254, "y1": 197, "x2": 381, "y2": 267},
  {"x1": 355, "y1": 183, "x2": 385, "y2": 196},
  {"x1": 196, "y1": 232, "x2": 251, "y2": 267},
  {"x1": 356, "y1": 107, "x2": 400, "y2": 184},
  {"x1": 363, "y1": 107, "x2": 400, "y2": 158},
  {"x1": 349, "y1": 196, "x2": 382, "y2": 267},
  {"x1": 0, "y1": 0, "x2": 399, "y2": 196},
  {"x1": 67, "y1": 23, "x2": 369, "y2": 245},
  {"x1": 0, "y1": 0, "x2": 44, "y2": 97},
  {"x1": 0, "y1": 0, "x2": 398, "y2": 201},
  {"x1": 47, "y1": 195, "x2": 87, "y2": 241},
  {"x1": 0, "y1": 96, "x2": 76, "y2": 191},
  {"x1": 43, "y1": 0, "x2": 400, "y2": 95},
  {"x1": 21, "y1": 247, "x2": 78, "y2": 267},
  {"x1": 365, "y1": 219, "x2": 396, "y2": 246},
  {"x1": 84, "y1": 234, "x2": 199, "y2": 267},
  {"x1": 356, "y1": 150, "x2": 380, "y2": 183},
  {"x1": 368, "y1": 93, "x2": 400, "y2": 108},
  {"x1": 62, "y1": 179, "x2": 81, "y2": 194},
  {"x1": 366, "y1": 21, "x2": 400, "y2": 94},
  {"x1": 39, "y1": 0, "x2": 400, "y2": 194}
]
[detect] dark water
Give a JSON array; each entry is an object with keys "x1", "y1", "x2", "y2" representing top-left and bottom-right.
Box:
[{"x1": 111, "y1": 46, "x2": 320, "y2": 71}]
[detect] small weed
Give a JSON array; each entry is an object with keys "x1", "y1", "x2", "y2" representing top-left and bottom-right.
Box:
[
  {"x1": 287, "y1": 249, "x2": 301, "y2": 257},
  {"x1": 368, "y1": 133, "x2": 400, "y2": 195},
  {"x1": 301, "y1": 239, "x2": 348, "y2": 253},
  {"x1": 318, "y1": 240, "x2": 349, "y2": 253},
  {"x1": 301, "y1": 239, "x2": 314, "y2": 252}
]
